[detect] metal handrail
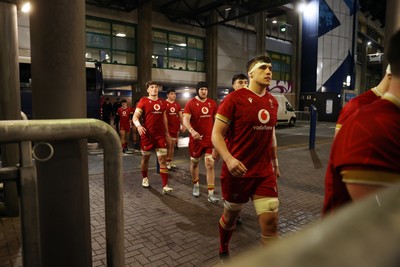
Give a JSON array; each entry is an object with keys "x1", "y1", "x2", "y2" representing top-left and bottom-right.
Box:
[
  {"x1": 0, "y1": 119, "x2": 124, "y2": 267},
  {"x1": 224, "y1": 183, "x2": 400, "y2": 267}
]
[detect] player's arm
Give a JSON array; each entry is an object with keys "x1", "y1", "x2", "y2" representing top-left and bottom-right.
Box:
[
  {"x1": 212, "y1": 117, "x2": 247, "y2": 177},
  {"x1": 183, "y1": 113, "x2": 202, "y2": 140},
  {"x1": 132, "y1": 108, "x2": 146, "y2": 135},
  {"x1": 163, "y1": 111, "x2": 171, "y2": 140},
  {"x1": 178, "y1": 110, "x2": 186, "y2": 132},
  {"x1": 270, "y1": 127, "x2": 280, "y2": 178}
]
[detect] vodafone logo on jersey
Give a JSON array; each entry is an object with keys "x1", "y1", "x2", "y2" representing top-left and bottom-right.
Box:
[
  {"x1": 201, "y1": 107, "x2": 209, "y2": 114},
  {"x1": 170, "y1": 107, "x2": 176, "y2": 113},
  {"x1": 258, "y1": 109, "x2": 270, "y2": 124},
  {"x1": 154, "y1": 104, "x2": 161, "y2": 111},
  {"x1": 122, "y1": 111, "x2": 127, "y2": 115}
]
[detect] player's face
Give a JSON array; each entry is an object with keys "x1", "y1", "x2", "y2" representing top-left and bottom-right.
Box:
[
  {"x1": 147, "y1": 84, "x2": 159, "y2": 97},
  {"x1": 250, "y1": 63, "x2": 272, "y2": 87},
  {"x1": 167, "y1": 92, "x2": 176, "y2": 101},
  {"x1": 121, "y1": 102, "x2": 127, "y2": 108},
  {"x1": 232, "y1": 79, "x2": 248, "y2": 90},
  {"x1": 198, "y1": 87, "x2": 208, "y2": 99}
]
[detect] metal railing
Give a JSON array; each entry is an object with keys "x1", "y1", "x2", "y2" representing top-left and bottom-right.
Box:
[
  {"x1": 0, "y1": 119, "x2": 124, "y2": 267},
  {"x1": 224, "y1": 183, "x2": 400, "y2": 267}
]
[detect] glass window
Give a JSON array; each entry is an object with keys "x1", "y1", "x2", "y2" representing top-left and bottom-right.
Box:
[
  {"x1": 169, "y1": 46, "x2": 187, "y2": 59},
  {"x1": 86, "y1": 17, "x2": 136, "y2": 65},
  {"x1": 169, "y1": 34, "x2": 186, "y2": 46},
  {"x1": 268, "y1": 51, "x2": 291, "y2": 81},
  {"x1": 86, "y1": 19, "x2": 110, "y2": 34},
  {"x1": 112, "y1": 36, "x2": 135, "y2": 51},
  {"x1": 152, "y1": 29, "x2": 204, "y2": 72},
  {"x1": 153, "y1": 31, "x2": 167, "y2": 43},
  {"x1": 153, "y1": 43, "x2": 168, "y2": 56},
  {"x1": 112, "y1": 24, "x2": 135, "y2": 38},
  {"x1": 86, "y1": 33, "x2": 111, "y2": 49}
]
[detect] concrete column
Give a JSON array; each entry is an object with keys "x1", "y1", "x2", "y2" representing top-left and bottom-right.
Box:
[
  {"x1": 384, "y1": 0, "x2": 400, "y2": 68},
  {"x1": 287, "y1": 9, "x2": 300, "y2": 110},
  {"x1": 205, "y1": 14, "x2": 218, "y2": 101},
  {"x1": 256, "y1": 11, "x2": 266, "y2": 55},
  {"x1": 0, "y1": 1, "x2": 21, "y2": 216},
  {"x1": 137, "y1": 0, "x2": 152, "y2": 98},
  {"x1": 29, "y1": 0, "x2": 91, "y2": 266}
]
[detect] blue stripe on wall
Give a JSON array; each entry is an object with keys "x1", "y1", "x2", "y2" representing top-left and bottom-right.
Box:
[{"x1": 319, "y1": 51, "x2": 353, "y2": 93}]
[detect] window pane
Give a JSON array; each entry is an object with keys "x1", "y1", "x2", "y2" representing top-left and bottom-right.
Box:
[
  {"x1": 112, "y1": 51, "x2": 135, "y2": 65},
  {"x1": 86, "y1": 33, "x2": 111, "y2": 49},
  {"x1": 153, "y1": 43, "x2": 168, "y2": 56},
  {"x1": 188, "y1": 37, "x2": 203, "y2": 49},
  {"x1": 153, "y1": 31, "x2": 167, "y2": 43},
  {"x1": 188, "y1": 48, "x2": 203, "y2": 61},
  {"x1": 197, "y1": 61, "x2": 204, "y2": 71},
  {"x1": 169, "y1": 34, "x2": 186, "y2": 46},
  {"x1": 86, "y1": 19, "x2": 110, "y2": 34},
  {"x1": 169, "y1": 45, "x2": 186, "y2": 59},
  {"x1": 271, "y1": 53, "x2": 281, "y2": 60},
  {"x1": 272, "y1": 61, "x2": 281, "y2": 72},
  {"x1": 85, "y1": 48, "x2": 101, "y2": 62},
  {"x1": 112, "y1": 37, "x2": 135, "y2": 51},
  {"x1": 112, "y1": 24, "x2": 135, "y2": 38},
  {"x1": 169, "y1": 58, "x2": 186, "y2": 70},
  {"x1": 152, "y1": 55, "x2": 167, "y2": 68}
]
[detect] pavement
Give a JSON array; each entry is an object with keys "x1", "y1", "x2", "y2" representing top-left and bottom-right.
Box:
[{"x1": 0, "y1": 122, "x2": 334, "y2": 267}]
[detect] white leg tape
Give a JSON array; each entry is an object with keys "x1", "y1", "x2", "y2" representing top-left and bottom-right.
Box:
[
  {"x1": 253, "y1": 197, "x2": 279, "y2": 215},
  {"x1": 156, "y1": 148, "x2": 167, "y2": 156},
  {"x1": 223, "y1": 199, "x2": 244, "y2": 212},
  {"x1": 190, "y1": 157, "x2": 200, "y2": 163}
]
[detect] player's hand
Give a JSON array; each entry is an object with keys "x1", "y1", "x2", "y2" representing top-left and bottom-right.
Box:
[
  {"x1": 191, "y1": 130, "x2": 202, "y2": 140},
  {"x1": 226, "y1": 156, "x2": 247, "y2": 177},
  {"x1": 274, "y1": 166, "x2": 281, "y2": 178},
  {"x1": 137, "y1": 125, "x2": 147, "y2": 136}
]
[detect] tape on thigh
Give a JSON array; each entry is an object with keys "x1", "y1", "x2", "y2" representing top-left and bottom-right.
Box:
[
  {"x1": 190, "y1": 157, "x2": 200, "y2": 163},
  {"x1": 253, "y1": 197, "x2": 279, "y2": 215},
  {"x1": 156, "y1": 148, "x2": 167, "y2": 156},
  {"x1": 141, "y1": 150, "x2": 152, "y2": 156},
  {"x1": 204, "y1": 153, "x2": 214, "y2": 162},
  {"x1": 223, "y1": 199, "x2": 244, "y2": 212}
]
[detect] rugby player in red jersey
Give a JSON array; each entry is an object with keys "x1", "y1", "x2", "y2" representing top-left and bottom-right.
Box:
[
  {"x1": 323, "y1": 30, "x2": 400, "y2": 214},
  {"x1": 132, "y1": 81, "x2": 173, "y2": 194},
  {"x1": 115, "y1": 99, "x2": 133, "y2": 153},
  {"x1": 212, "y1": 55, "x2": 281, "y2": 261},
  {"x1": 165, "y1": 89, "x2": 185, "y2": 169},
  {"x1": 183, "y1": 81, "x2": 220, "y2": 203}
]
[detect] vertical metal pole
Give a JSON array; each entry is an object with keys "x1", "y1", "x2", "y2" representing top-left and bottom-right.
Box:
[
  {"x1": 0, "y1": 0, "x2": 21, "y2": 216},
  {"x1": 29, "y1": 0, "x2": 91, "y2": 266},
  {"x1": 19, "y1": 141, "x2": 42, "y2": 267},
  {"x1": 309, "y1": 105, "x2": 317, "y2": 150}
]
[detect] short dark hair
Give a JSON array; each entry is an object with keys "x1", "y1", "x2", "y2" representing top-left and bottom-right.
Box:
[
  {"x1": 121, "y1": 99, "x2": 127, "y2": 103},
  {"x1": 387, "y1": 30, "x2": 400, "y2": 77},
  {"x1": 146, "y1": 81, "x2": 158, "y2": 89},
  {"x1": 232, "y1": 73, "x2": 248, "y2": 85},
  {"x1": 166, "y1": 88, "x2": 176, "y2": 94},
  {"x1": 246, "y1": 55, "x2": 272, "y2": 74}
]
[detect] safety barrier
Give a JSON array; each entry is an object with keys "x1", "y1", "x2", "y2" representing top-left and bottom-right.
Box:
[
  {"x1": 0, "y1": 119, "x2": 124, "y2": 267},
  {"x1": 224, "y1": 183, "x2": 400, "y2": 267}
]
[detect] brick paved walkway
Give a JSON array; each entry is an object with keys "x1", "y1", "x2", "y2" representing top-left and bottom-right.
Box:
[{"x1": 0, "y1": 130, "x2": 333, "y2": 267}]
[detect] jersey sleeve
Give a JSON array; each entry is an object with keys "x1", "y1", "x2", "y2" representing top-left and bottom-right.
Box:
[
  {"x1": 216, "y1": 94, "x2": 234, "y2": 124},
  {"x1": 183, "y1": 100, "x2": 192, "y2": 115}
]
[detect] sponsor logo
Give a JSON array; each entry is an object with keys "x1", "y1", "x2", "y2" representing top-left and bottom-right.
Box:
[
  {"x1": 170, "y1": 107, "x2": 176, "y2": 113},
  {"x1": 201, "y1": 107, "x2": 209, "y2": 114},
  {"x1": 154, "y1": 104, "x2": 160, "y2": 111},
  {"x1": 248, "y1": 97, "x2": 253, "y2": 103},
  {"x1": 258, "y1": 109, "x2": 270, "y2": 124}
]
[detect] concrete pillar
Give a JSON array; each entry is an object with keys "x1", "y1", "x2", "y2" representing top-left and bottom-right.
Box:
[
  {"x1": 384, "y1": 0, "x2": 400, "y2": 68},
  {"x1": 29, "y1": 0, "x2": 91, "y2": 266},
  {"x1": 287, "y1": 9, "x2": 300, "y2": 110},
  {"x1": 0, "y1": 1, "x2": 21, "y2": 216},
  {"x1": 256, "y1": 11, "x2": 266, "y2": 55},
  {"x1": 205, "y1": 14, "x2": 218, "y2": 100},
  {"x1": 137, "y1": 0, "x2": 152, "y2": 98}
]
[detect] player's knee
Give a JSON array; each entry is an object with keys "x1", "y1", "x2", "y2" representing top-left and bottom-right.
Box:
[
  {"x1": 204, "y1": 154, "x2": 214, "y2": 168},
  {"x1": 253, "y1": 197, "x2": 279, "y2": 216}
]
